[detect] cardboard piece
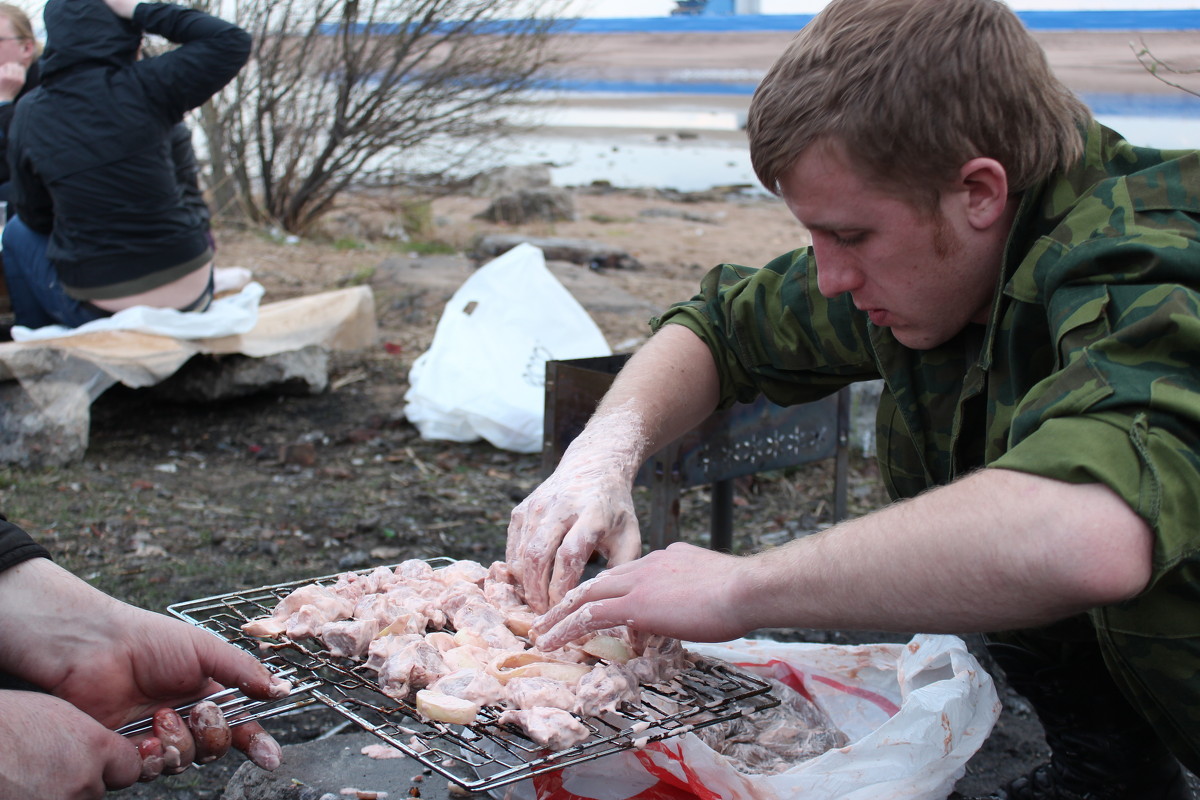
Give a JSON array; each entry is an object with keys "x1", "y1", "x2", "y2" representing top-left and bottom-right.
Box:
[{"x1": 0, "y1": 285, "x2": 377, "y2": 465}]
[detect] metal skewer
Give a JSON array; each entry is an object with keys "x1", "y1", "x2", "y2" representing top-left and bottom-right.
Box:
[{"x1": 116, "y1": 668, "x2": 322, "y2": 738}]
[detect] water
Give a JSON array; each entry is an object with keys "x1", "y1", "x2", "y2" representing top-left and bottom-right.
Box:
[{"x1": 493, "y1": 85, "x2": 1200, "y2": 192}]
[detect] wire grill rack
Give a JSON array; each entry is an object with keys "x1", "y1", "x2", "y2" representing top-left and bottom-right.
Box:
[{"x1": 167, "y1": 561, "x2": 779, "y2": 792}]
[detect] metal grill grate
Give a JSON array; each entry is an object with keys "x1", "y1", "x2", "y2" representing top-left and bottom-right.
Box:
[{"x1": 168, "y1": 562, "x2": 779, "y2": 792}]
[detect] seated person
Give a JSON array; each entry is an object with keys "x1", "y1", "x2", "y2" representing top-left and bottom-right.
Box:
[
  {"x1": 0, "y1": 2, "x2": 41, "y2": 207},
  {"x1": 2, "y1": 0, "x2": 250, "y2": 329}
]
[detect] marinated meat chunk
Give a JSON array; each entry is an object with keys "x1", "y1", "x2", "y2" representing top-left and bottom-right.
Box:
[
  {"x1": 395, "y1": 558, "x2": 437, "y2": 582},
  {"x1": 436, "y1": 559, "x2": 489, "y2": 586},
  {"x1": 505, "y1": 677, "x2": 577, "y2": 711},
  {"x1": 695, "y1": 677, "x2": 849, "y2": 774},
  {"x1": 574, "y1": 663, "x2": 638, "y2": 717},
  {"x1": 365, "y1": 633, "x2": 424, "y2": 673},
  {"x1": 498, "y1": 707, "x2": 591, "y2": 751},
  {"x1": 452, "y1": 598, "x2": 525, "y2": 651},
  {"x1": 320, "y1": 618, "x2": 381, "y2": 659},
  {"x1": 483, "y1": 579, "x2": 525, "y2": 612},
  {"x1": 430, "y1": 668, "x2": 505, "y2": 706},
  {"x1": 378, "y1": 639, "x2": 450, "y2": 699},
  {"x1": 242, "y1": 584, "x2": 354, "y2": 639}
]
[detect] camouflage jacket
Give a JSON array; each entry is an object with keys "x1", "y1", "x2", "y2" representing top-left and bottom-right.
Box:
[{"x1": 654, "y1": 121, "x2": 1200, "y2": 591}]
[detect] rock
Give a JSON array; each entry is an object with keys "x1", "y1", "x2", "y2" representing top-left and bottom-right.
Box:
[
  {"x1": 471, "y1": 234, "x2": 642, "y2": 270},
  {"x1": 637, "y1": 207, "x2": 719, "y2": 224},
  {"x1": 0, "y1": 378, "x2": 90, "y2": 467},
  {"x1": 221, "y1": 732, "x2": 473, "y2": 800},
  {"x1": 151, "y1": 346, "x2": 330, "y2": 402},
  {"x1": 468, "y1": 164, "x2": 552, "y2": 198},
  {"x1": 474, "y1": 188, "x2": 575, "y2": 225},
  {"x1": 279, "y1": 441, "x2": 318, "y2": 467}
]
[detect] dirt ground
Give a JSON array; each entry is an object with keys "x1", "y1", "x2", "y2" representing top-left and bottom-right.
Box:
[{"x1": 2, "y1": 26, "x2": 1197, "y2": 800}]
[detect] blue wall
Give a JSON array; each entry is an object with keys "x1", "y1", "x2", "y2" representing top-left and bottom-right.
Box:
[{"x1": 563, "y1": 11, "x2": 1200, "y2": 32}]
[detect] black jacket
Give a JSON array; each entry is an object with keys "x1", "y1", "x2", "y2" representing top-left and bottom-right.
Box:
[
  {"x1": 0, "y1": 58, "x2": 40, "y2": 204},
  {"x1": 8, "y1": 0, "x2": 249, "y2": 299},
  {"x1": 0, "y1": 517, "x2": 49, "y2": 573}
]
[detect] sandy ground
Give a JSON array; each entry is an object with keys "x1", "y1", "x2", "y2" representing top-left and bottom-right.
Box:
[{"x1": 548, "y1": 28, "x2": 1200, "y2": 96}]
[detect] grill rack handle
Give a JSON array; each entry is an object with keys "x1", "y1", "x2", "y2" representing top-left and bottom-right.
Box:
[{"x1": 116, "y1": 670, "x2": 322, "y2": 738}]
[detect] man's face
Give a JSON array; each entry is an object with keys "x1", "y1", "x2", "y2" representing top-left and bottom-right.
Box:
[
  {"x1": 0, "y1": 17, "x2": 33, "y2": 69},
  {"x1": 778, "y1": 140, "x2": 1004, "y2": 350}
]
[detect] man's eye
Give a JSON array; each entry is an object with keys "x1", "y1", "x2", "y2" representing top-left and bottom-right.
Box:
[{"x1": 832, "y1": 232, "x2": 865, "y2": 247}]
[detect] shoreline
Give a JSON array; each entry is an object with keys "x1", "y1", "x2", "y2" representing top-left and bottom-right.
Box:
[{"x1": 549, "y1": 29, "x2": 1200, "y2": 97}]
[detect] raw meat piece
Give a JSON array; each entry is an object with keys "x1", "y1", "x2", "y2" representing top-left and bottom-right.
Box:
[
  {"x1": 498, "y1": 707, "x2": 591, "y2": 751},
  {"x1": 441, "y1": 643, "x2": 491, "y2": 671},
  {"x1": 320, "y1": 618, "x2": 381, "y2": 659},
  {"x1": 435, "y1": 560, "x2": 489, "y2": 586},
  {"x1": 365, "y1": 633, "x2": 423, "y2": 673},
  {"x1": 430, "y1": 668, "x2": 505, "y2": 706},
  {"x1": 483, "y1": 579, "x2": 524, "y2": 611},
  {"x1": 505, "y1": 677, "x2": 577, "y2": 711},
  {"x1": 378, "y1": 639, "x2": 450, "y2": 699},
  {"x1": 241, "y1": 584, "x2": 354, "y2": 638},
  {"x1": 286, "y1": 598, "x2": 353, "y2": 639},
  {"x1": 695, "y1": 677, "x2": 849, "y2": 774},
  {"x1": 437, "y1": 581, "x2": 486, "y2": 618},
  {"x1": 452, "y1": 598, "x2": 524, "y2": 651},
  {"x1": 394, "y1": 559, "x2": 436, "y2": 582},
  {"x1": 625, "y1": 636, "x2": 691, "y2": 685},
  {"x1": 574, "y1": 663, "x2": 638, "y2": 717},
  {"x1": 416, "y1": 689, "x2": 481, "y2": 724}
]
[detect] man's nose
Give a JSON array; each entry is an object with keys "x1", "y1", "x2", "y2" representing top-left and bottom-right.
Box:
[{"x1": 814, "y1": 249, "x2": 863, "y2": 299}]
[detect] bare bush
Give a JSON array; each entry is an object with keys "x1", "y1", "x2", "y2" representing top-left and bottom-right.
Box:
[
  {"x1": 196, "y1": 0, "x2": 574, "y2": 234},
  {"x1": 1132, "y1": 38, "x2": 1200, "y2": 100}
]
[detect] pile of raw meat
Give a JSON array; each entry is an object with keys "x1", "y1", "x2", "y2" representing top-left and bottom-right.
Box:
[
  {"x1": 240, "y1": 558, "x2": 690, "y2": 751},
  {"x1": 695, "y1": 677, "x2": 849, "y2": 774}
]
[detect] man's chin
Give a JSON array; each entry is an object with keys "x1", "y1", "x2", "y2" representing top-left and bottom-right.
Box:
[{"x1": 891, "y1": 326, "x2": 954, "y2": 351}]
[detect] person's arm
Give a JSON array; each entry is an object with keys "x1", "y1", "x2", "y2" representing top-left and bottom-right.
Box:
[
  {"x1": 507, "y1": 324, "x2": 721, "y2": 613},
  {"x1": 0, "y1": 557, "x2": 287, "y2": 793},
  {"x1": 109, "y1": 0, "x2": 251, "y2": 118},
  {"x1": 531, "y1": 468, "x2": 1154, "y2": 649}
]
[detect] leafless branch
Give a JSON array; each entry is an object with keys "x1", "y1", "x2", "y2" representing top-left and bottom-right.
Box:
[
  {"x1": 1131, "y1": 37, "x2": 1200, "y2": 100},
  {"x1": 197, "y1": 0, "x2": 576, "y2": 233}
]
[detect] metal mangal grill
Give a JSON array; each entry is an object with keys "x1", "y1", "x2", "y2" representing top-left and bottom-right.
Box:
[{"x1": 167, "y1": 561, "x2": 780, "y2": 792}]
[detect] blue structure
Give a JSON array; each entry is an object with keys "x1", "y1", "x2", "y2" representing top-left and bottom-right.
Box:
[{"x1": 573, "y1": 8, "x2": 1200, "y2": 31}]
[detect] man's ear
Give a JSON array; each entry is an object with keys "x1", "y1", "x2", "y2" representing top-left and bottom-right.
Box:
[{"x1": 957, "y1": 157, "x2": 1010, "y2": 231}]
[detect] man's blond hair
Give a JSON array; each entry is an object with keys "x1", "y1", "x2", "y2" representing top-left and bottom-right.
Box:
[
  {"x1": 747, "y1": 0, "x2": 1091, "y2": 207},
  {"x1": 0, "y1": 3, "x2": 40, "y2": 58}
]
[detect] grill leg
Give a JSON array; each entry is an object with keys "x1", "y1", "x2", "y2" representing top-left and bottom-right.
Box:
[{"x1": 710, "y1": 479, "x2": 734, "y2": 553}]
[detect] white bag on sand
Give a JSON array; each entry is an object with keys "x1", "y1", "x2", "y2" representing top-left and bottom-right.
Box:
[
  {"x1": 492, "y1": 634, "x2": 1000, "y2": 800},
  {"x1": 404, "y1": 243, "x2": 611, "y2": 453}
]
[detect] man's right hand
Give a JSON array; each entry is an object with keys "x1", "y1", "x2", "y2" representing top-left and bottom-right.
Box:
[
  {"x1": 507, "y1": 449, "x2": 643, "y2": 614},
  {"x1": 0, "y1": 62, "x2": 26, "y2": 103},
  {"x1": 507, "y1": 326, "x2": 723, "y2": 613}
]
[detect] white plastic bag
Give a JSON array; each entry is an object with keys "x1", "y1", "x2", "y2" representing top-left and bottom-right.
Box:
[
  {"x1": 404, "y1": 243, "x2": 611, "y2": 453},
  {"x1": 506, "y1": 634, "x2": 1000, "y2": 800}
]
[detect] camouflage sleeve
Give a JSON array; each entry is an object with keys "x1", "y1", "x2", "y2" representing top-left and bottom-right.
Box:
[
  {"x1": 650, "y1": 247, "x2": 880, "y2": 411},
  {"x1": 992, "y1": 201, "x2": 1200, "y2": 579}
]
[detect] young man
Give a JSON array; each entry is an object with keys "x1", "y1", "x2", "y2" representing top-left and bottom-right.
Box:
[{"x1": 506, "y1": 0, "x2": 1200, "y2": 797}]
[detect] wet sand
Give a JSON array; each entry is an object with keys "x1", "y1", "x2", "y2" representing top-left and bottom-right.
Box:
[{"x1": 550, "y1": 29, "x2": 1200, "y2": 96}]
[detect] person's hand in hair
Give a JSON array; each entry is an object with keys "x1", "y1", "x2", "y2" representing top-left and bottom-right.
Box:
[
  {"x1": 103, "y1": 0, "x2": 139, "y2": 20},
  {"x1": 0, "y1": 61, "x2": 25, "y2": 102}
]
